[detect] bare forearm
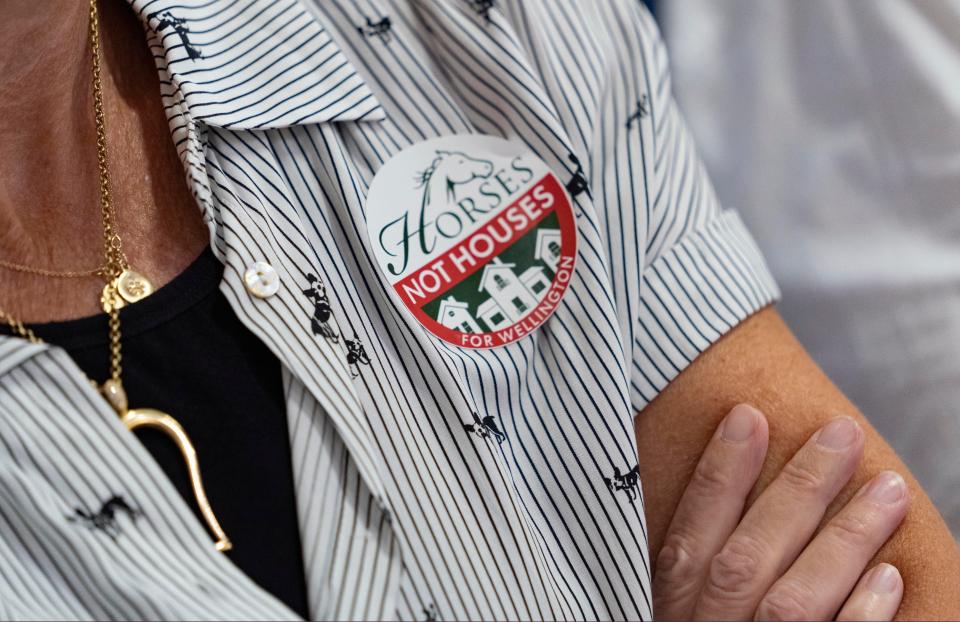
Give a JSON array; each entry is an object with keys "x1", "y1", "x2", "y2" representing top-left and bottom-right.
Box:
[{"x1": 636, "y1": 308, "x2": 960, "y2": 619}]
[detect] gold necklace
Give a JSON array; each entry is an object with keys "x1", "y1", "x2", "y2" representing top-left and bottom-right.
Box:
[
  {"x1": 0, "y1": 260, "x2": 103, "y2": 279},
  {"x1": 0, "y1": 0, "x2": 231, "y2": 553}
]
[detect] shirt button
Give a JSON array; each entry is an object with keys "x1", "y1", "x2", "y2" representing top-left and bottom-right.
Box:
[{"x1": 244, "y1": 262, "x2": 280, "y2": 298}]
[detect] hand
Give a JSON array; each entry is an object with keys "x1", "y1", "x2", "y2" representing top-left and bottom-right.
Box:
[{"x1": 653, "y1": 404, "x2": 909, "y2": 620}]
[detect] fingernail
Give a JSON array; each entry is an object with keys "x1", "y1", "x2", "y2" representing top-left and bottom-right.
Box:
[
  {"x1": 721, "y1": 404, "x2": 760, "y2": 442},
  {"x1": 815, "y1": 416, "x2": 860, "y2": 450},
  {"x1": 866, "y1": 471, "x2": 907, "y2": 504},
  {"x1": 866, "y1": 564, "x2": 901, "y2": 594}
]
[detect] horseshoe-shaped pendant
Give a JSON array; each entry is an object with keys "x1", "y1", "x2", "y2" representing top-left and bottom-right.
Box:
[{"x1": 122, "y1": 408, "x2": 233, "y2": 552}]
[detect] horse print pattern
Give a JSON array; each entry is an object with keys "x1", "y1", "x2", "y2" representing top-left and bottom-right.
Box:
[
  {"x1": 464, "y1": 412, "x2": 507, "y2": 444},
  {"x1": 303, "y1": 275, "x2": 370, "y2": 376},
  {"x1": 303, "y1": 274, "x2": 339, "y2": 344},
  {"x1": 357, "y1": 15, "x2": 393, "y2": 43},
  {"x1": 565, "y1": 153, "x2": 590, "y2": 200},
  {"x1": 466, "y1": 0, "x2": 496, "y2": 23},
  {"x1": 344, "y1": 336, "x2": 371, "y2": 378},
  {"x1": 148, "y1": 11, "x2": 202, "y2": 60},
  {"x1": 67, "y1": 495, "x2": 142, "y2": 539},
  {"x1": 603, "y1": 464, "x2": 641, "y2": 502},
  {"x1": 626, "y1": 94, "x2": 650, "y2": 129},
  {"x1": 422, "y1": 603, "x2": 438, "y2": 621}
]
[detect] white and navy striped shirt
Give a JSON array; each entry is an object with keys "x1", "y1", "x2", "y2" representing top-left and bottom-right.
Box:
[{"x1": 0, "y1": 1, "x2": 779, "y2": 620}]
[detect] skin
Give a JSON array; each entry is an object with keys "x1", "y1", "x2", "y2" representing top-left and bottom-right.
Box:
[
  {"x1": 2, "y1": 2, "x2": 958, "y2": 620},
  {"x1": 657, "y1": 403, "x2": 909, "y2": 620},
  {"x1": 0, "y1": 0, "x2": 206, "y2": 323},
  {"x1": 638, "y1": 308, "x2": 960, "y2": 619}
]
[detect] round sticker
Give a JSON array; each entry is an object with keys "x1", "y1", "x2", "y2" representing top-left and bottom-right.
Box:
[{"x1": 366, "y1": 135, "x2": 577, "y2": 348}]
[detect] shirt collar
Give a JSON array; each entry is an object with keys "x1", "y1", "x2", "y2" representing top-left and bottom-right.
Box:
[
  {"x1": 0, "y1": 337, "x2": 48, "y2": 378},
  {"x1": 128, "y1": 0, "x2": 385, "y2": 129}
]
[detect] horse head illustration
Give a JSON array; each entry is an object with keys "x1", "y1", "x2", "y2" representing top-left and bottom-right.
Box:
[{"x1": 415, "y1": 150, "x2": 494, "y2": 209}]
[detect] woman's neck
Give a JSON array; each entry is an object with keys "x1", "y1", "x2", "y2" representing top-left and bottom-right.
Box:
[
  {"x1": 0, "y1": 1, "x2": 94, "y2": 269},
  {"x1": 0, "y1": 0, "x2": 207, "y2": 324}
]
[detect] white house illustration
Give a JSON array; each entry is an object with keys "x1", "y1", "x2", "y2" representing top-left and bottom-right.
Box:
[
  {"x1": 437, "y1": 296, "x2": 482, "y2": 333},
  {"x1": 474, "y1": 257, "x2": 552, "y2": 329},
  {"x1": 535, "y1": 229, "x2": 563, "y2": 273},
  {"x1": 476, "y1": 298, "x2": 510, "y2": 331},
  {"x1": 519, "y1": 266, "x2": 551, "y2": 297},
  {"x1": 433, "y1": 229, "x2": 562, "y2": 333}
]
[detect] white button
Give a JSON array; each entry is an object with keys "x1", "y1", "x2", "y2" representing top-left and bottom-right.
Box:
[{"x1": 244, "y1": 262, "x2": 280, "y2": 298}]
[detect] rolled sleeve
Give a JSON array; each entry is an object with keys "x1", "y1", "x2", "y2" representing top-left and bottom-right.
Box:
[
  {"x1": 614, "y1": 5, "x2": 781, "y2": 411},
  {"x1": 631, "y1": 209, "x2": 780, "y2": 410}
]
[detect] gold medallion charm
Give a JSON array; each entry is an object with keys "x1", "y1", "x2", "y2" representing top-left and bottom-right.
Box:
[{"x1": 117, "y1": 269, "x2": 153, "y2": 304}]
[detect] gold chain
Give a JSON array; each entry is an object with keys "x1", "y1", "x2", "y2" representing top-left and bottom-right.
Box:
[
  {"x1": 0, "y1": 310, "x2": 40, "y2": 344},
  {"x1": 107, "y1": 300, "x2": 123, "y2": 381},
  {"x1": 0, "y1": 260, "x2": 103, "y2": 279},
  {"x1": 88, "y1": 0, "x2": 127, "y2": 382},
  {"x1": 0, "y1": 0, "x2": 126, "y2": 379},
  {"x1": 0, "y1": 2, "x2": 231, "y2": 553},
  {"x1": 89, "y1": 0, "x2": 129, "y2": 282},
  {"x1": 0, "y1": 0, "x2": 119, "y2": 281}
]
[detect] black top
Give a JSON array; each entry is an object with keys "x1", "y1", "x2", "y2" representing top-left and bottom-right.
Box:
[{"x1": 20, "y1": 248, "x2": 310, "y2": 619}]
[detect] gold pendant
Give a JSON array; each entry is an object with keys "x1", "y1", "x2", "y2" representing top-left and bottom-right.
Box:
[
  {"x1": 101, "y1": 380, "x2": 232, "y2": 552},
  {"x1": 117, "y1": 269, "x2": 153, "y2": 304},
  {"x1": 122, "y1": 408, "x2": 233, "y2": 552},
  {"x1": 99, "y1": 269, "x2": 154, "y2": 313}
]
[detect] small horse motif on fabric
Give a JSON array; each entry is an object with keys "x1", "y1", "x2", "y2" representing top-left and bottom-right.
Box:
[
  {"x1": 149, "y1": 11, "x2": 202, "y2": 60},
  {"x1": 68, "y1": 495, "x2": 142, "y2": 539},
  {"x1": 422, "y1": 603, "x2": 438, "y2": 622},
  {"x1": 464, "y1": 411, "x2": 507, "y2": 444},
  {"x1": 626, "y1": 94, "x2": 650, "y2": 129},
  {"x1": 303, "y1": 274, "x2": 339, "y2": 344},
  {"x1": 467, "y1": 0, "x2": 496, "y2": 23},
  {"x1": 565, "y1": 153, "x2": 590, "y2": 201},
  {"x1": 357, "y1": 15, "x2": 393, "y2": 43},
  {"x1": 603, "y1": 464, "x2": 641, "y2": 502},
  {"x1": 344, "y1": 336, "x2": 371, "y2": 378}
]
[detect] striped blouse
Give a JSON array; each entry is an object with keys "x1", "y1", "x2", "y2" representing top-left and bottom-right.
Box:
[{"x1": 0, "y1": 0, "x2": 779, "y2": 620}]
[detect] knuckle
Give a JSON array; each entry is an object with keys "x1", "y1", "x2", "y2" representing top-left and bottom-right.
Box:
[
  {"x1": 689, "y1": 456, "x2": 736, "y2": 498},
  {"x1": 756, "y1": 581, "x2": 815, "y2": 621},
  {"x1": 655, "y1": 533, "x2": 700, "y2": 586},
  {"x1": 825, "y1": 511, "x2": 875, "y2": 548},
  {"x1": 704, "y1": 534, "x2": 768, "y2": 599},
  {"x1": 778, "y1": 460, "x2": 826, "y2": 496},
  {"x1": 653, "y1": 535, "x2": 703, "y2": 615}
]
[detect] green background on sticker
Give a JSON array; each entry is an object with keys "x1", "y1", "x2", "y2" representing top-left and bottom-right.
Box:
[{"x1": 421, "y1": 211, "x2": 560, "y2": 325}]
